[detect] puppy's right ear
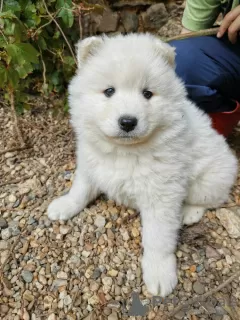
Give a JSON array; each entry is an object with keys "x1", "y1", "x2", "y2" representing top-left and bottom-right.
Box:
[{"x1": 76, "y1": 36, "x2": 104, "y2": 68}]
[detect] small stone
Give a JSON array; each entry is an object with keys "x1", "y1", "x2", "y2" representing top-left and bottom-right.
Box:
[
  {"x1": 131, "y1": 227, "x2": 139, "y2": 238},
  {"x1": 0, "y1": 240, "x2": 8, "y2": 250},
  {"x1": 216, "y1": 208, "x2": 240, "y2": 238},
  {"x1": 183, "y1": 279, "x2": 192, "y2": 292},
  {"x1": 59, "y1": 225, "x2": 71, "y2": 235},
  {"x1": 23, "y1": 290, "x2": 34, "y2": 302},
  {"x1": 92, "y1": 268, "x2": 101, "y2": 280},
  {"x1": 0, "y1": 217, "x2": 7, "y2": 228},
  {"x1": 21, "y1": 270, "x2": 33, "y2": 283},
  {"x1": 206, "y1": 246, "x2": 221, "y2": 259},
  {"x1": 94, "y1": 215, "x2": 106, "y2": 228},
  {"x1": 82, "y1": 250, "x2": 91, "y2": 258},
  {"x1": 193, "y1": 281, "x2": 205, "y2": 294},
  {"x1": 176, "y1": 250, "x2": 182, "y2": 258},
  {"x1": 1, "y1": 228, "x2": 11, "y2": 240},
  {"x1": 108, "y1": 269, "x2": 118, "y2": 277},
  {"x1": 8, "y1": 194, "x2": 17, "y2": 203},
  {"x1": 102, "y1": 277, "x2": 113, "y2": 287},
  {"x1": 196, "y1": 264, "x2": 204, "y2": 272},
  {"x1": 57, "y1": 271, "x2": 68, "y2": 279},
  {"x1": 23, "y1": 308, "x2": 30, "y2": 320},
  {"x1": 107, "y1": 301, "x2": 121, "y2": 309},
  {"x1": 90, "y1": 281, "x2": 99, "y2": 292},
  {"x1": 189, "y1": 265, "x2": 196, "y2": 273},
  {"x1": 108, "y1": 312, "x2": 118, "y2": 320},
  {"x1": 174, "y1": 310, "x2": 185, "y2": 320},
  {"x1": 121, "y1": 229, "x2": 129, "y2": 241},
  {"x1": 64, "y1": 295, "x2": 72, "y2": 306},
  {"x1": 44, "y1": 296, "x2": 54, "y2": 309},
  {"x1": 225, "y1": 255, "x2": 232, "y2": 264},
  {"x1": 0, "y1": 304, "x2": 9, "y2": 314},
  {"x1": 48, "y1": 314, "x2": 57, "y2": 320}
]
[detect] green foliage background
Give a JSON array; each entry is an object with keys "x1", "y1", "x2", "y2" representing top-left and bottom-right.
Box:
[{"x1": 0, "y1": 0, "x2": 103, "y2": 112}]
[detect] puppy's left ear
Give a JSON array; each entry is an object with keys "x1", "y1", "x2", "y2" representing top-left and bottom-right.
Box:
[
  {"x1": 155, "y1": 39, "x2": 176, "y2": 68},
  {"x1": 75, "y1": 36, "x2": 104, "y2": 69}
]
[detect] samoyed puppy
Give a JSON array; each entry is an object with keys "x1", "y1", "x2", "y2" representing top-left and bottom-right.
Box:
[{"x1": 47, "y1": 33, "x2": 237, "y2": 297}]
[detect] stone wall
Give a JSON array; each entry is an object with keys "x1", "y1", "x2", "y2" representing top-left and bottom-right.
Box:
[{"x1": 81, "y1": 0, "x2": 184, "y2": 39}]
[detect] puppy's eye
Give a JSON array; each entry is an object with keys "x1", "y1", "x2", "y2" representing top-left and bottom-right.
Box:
[
  {"x1": 104, "y1": 87, "x2": 115, "y2": 98},
  {"x1": 143, "y1": 90, "x2": 153, "y2": 100}
]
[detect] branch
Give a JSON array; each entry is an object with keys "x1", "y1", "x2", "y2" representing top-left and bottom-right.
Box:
[
  {"x1": 154, "y1": 269, "x2": 240, "y2": 320},
  {"x1": 42, "y1": 0, "x2": 77, "y2": 65},
  {"x1": 0, "y1": 0, "x2": 3, "y2": 13}
]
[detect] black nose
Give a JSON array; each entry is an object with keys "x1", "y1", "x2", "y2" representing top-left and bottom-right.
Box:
[{"x1": 118, "y1": 116, "x2": 138, "y2": 132}]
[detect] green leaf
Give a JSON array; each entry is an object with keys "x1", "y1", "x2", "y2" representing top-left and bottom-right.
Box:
[
  {"x1": 0, "y1": 63, "x2": 7, "y2": 88},
  {"x1": 3, "y1": 0, "x2": 21, "y2": 15},
  {"x1": 0, "y1": 36, "x2": 7, "y2": 48},
  {"x1": 0, "y1": 11, "x2": 17, "y2": 19},
  {"x1": 8, "y1": 68, "x2": 19, "y2": 87},
  {"x1": 16, "y1": 62, "x2": 33, "y2": 78},
  {"x1": 56, "y1": 0, "x2": 74, "y2": 28},
  {"x1": 6, "y1": 43, "x2": 39, "y2": 65}
]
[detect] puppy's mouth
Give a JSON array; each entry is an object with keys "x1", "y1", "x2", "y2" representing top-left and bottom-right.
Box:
[{"x1": 110, "y1": 132, "x2": 146, "y2": 145}]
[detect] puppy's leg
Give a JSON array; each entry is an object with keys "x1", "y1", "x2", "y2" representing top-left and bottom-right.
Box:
[
  {"x1": 140, "y1": 201, "x2": 182, "y2": 297},
  {"x1": 184, "y1": 151, "x2": 237, "y2": 225},
  {"x1": 47, "y1": 166, "x2": 98, "y2": 221},
  {"x1": 182, "y1": 204, "x2": 205, "y2": 225}
]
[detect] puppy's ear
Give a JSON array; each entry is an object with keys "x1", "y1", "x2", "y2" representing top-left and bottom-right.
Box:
[
  {"x1": 154, "y1": 39, "x2": 176, "y2": 68},
  {"x1": 75, "y1": 36, "x2": 104, "y2": 68}
]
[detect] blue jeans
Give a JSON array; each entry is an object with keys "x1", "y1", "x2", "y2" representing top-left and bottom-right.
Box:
[{"x1": 169, "y1": 36, "x2": 240, "y2": 113}]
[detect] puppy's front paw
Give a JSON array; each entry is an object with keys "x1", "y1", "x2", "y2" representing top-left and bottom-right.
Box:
[
  {"x1": 142, "y1": 251, "x2": 178, "y2": 297},
  {"x1": 47, "y1": 195, "x2": 82, "y2": 221}
]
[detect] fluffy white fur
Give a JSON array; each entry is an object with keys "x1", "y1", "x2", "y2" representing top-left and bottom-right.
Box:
[{"x1": 47, "y1": 34, "x2": 238, "y2": 297}]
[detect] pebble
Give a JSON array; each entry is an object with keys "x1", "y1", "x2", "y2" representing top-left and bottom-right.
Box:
[
  {"x1": 193, "y1": 281, "x2": 205, "y2": 294},
  {"x1": 131, "y1": 227, "x2": 139, "y2": 238},
  {"x1": 0, "y1": 217, "x2": 7, "y2": 228},
  {"x1": 1, "y1": 228, "x2": 11, "y2": 240},
  {"x1": 0, "y1": 304, "x2": 9, "y2": 314},
  {"x1": 206, "y1": 246, "x2": 221, "y2": 259},
  {"x1": 107, "y1": 301, "x2": 121, "y2": 309},
  {"x1": 183, "y1": 279, "x2": 192, "y2": 292},
  {"x1": 48, "y1": 314, "x2": 57, "y2": 320},
  {"x1": 8, "y1": 194, "x2": 17, "y2": 203},
  {"x1": 64, "y1": 295, "x2": 72, "y2": 306},
  {"x1": 108, "y1": 312, "x2": 118, "y2": 320},
  {"x1": 92, "y1": 268, "x2": 101, "y2": 280},
  {"x1": 94, "y1": 215, "x2": 106, "y2": 228},
  {"x1": 57, "y1": 271, "x2": 68, "y2": 279},
  {"x1": 23, "y1": 290, "x2": 34, "y2": 302},
  {"x1": 108, "y1": 269, "x2": 118, "y2": 277},
  {"x1": 216, "y1": 208, "x2": 240, "y2": 238},
  {"x1": 59, "y1": 225, "x2": 71, "y2": 235},
  {"x1": 21, "y1": 270, "x2": 33, "y2": 283}
]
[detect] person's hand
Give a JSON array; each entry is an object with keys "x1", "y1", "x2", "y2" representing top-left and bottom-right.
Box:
[{"x1": 217, "y1": 5, "x2": 240, "y2": 43}]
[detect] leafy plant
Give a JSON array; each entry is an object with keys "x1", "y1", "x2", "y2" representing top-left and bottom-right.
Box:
[{"x1": 0, "y1": 0, "x2": 105, "y2": 114}]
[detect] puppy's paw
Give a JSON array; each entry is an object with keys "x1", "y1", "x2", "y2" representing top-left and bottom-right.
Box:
[
  {"x1": 182, "y1": 205, "x2": 205, "y2": 225},
  {"x1": 142, "y1": 251, "x2": 178, "y2": 297},
  {"x1": 47, "y1": 195, "x2": 82, "y2": 221}
]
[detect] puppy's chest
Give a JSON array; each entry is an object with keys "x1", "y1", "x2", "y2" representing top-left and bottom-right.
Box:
[{"x1": 86, "y1": 152, "x2": 156, "y2": 207}]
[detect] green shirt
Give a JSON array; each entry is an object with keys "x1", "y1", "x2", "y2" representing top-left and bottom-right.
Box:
[{"x1": 182, "y1": 0, "x2": 239, "y2": 31}]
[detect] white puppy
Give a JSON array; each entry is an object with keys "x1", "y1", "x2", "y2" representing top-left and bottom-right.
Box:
[{"x1": 47, "y1": 34, "x2": 238, "y2": 297}]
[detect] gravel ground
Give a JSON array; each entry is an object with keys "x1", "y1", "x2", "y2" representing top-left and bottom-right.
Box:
[{"x1": 1, "y1": 102, "x2": 240, "y2": 320}]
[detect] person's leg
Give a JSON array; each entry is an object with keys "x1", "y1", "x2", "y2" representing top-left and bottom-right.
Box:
[{"x1": 169, "y1": 36, "x2": 240, "y2": 136}]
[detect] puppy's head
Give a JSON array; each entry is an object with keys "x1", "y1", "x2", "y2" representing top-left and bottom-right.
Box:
[{"x1": 69, "y1": 34, "x2": 186, "y2": 146}]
